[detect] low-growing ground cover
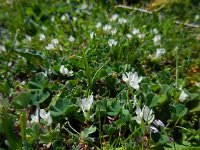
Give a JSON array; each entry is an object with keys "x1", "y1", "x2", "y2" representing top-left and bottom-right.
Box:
[{"x1": 0, "y1": 0, "x2": 199, "y2": 149}]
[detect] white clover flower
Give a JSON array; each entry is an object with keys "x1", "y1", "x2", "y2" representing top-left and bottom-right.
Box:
[
  {"x1": 40, "y1": 109, "x2": 52, "y2": 125},
  {"x1": 31, "y1": 108, "x2": 39, "y2": 123},
  {"x1": 96, "y1": 22, "x2": 102, "y2": 28},
  {"x1": 81, "y1": 3, "x2": 87, "y2": 10},
  {"x1": 118, "y1": 18, "x2": 127, "y2": 24},
  {"x1": 153, "y1": 28, "x2": 158, "y2": 34},
  {"x1": 179, "y1": 90, "x2": 188, "y2": 102},
  {"x1": 90, "y1": 32, "x2": 95, "y2": 39},
  {"x1": 60, "y1": 65, "x2": 73, "y2": 77},
  {"x1": 26, "y1": 35, "x2": 32, "y2": 42},
  {"x1": 150, "y1": 125, "x2": 159, "y2": 133},
  {"x1": 69, "y1": 36, "x2": 75, "y2": 43},
  {"x1": 110, "y1": 14, "x2": 118, "y2": 22},
  {"x1": 143, "y1": 106, "x2": 155, "y2": 124},
  {"x1": 138, "y1": 33, "x2": 145, "y2": 39},
  {"x1": 103, "y1": 24, "x2": 112, "y2": 31},
  {"x1": 61, "y1": 15, "x2": 66, "y2": 21},
  {"x1": 132, "y1": 28, "x2": 140, "y2": 35},
  {"x1": 195, "y1": 15, "x2": 199, "y2": 20},
  {"x1": 122, "y1": 71, "x2": 142, "y2": 90},
  {"x1": 51, "y1": 39, "x2": 59, "y2": 45},
  {"x1": 111, "y1": 28, "x2": 117, "y2": 35},
  {"x1": 51, "y1": 16, "x2": 55, "y2": 22},
  {"x1": 153, "y1": 35, "x2": 161, "y2": 45},
  {"x1": 155, "y1": 48, "x2": 165, "y2": 59},
  {"x1": 0, "y1": 45, "x2": 6, "y2": 52},
  {"x1": 153, "y1": 119, "x2": 165, "y2": 127},
  {"x1": 46, "y1": 43, "x2": 55, "y2": 50},
  {"x1": 108, "y1": 39, "x2": 118, "y2": 47},
  {"x1": 39, "y1": 34, "x2": 46, "y2": 41},
  {"x1": 135, "y1": 105, "x2": 155, "y2": 125},
  {"x1": 126, "y1": 34, "x2": 132, "y2": 39},
  {"x1": 79, "y1": 95, "x2": 94, "y2": 111},
  {"x1": 73, "y1": 17, "x2": 78, "y2": 21}
]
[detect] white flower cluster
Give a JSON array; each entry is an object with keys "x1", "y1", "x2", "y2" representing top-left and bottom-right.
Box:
[
  {"x1": 60, "y1": 65, "x2": 73, "y2": 77},
  {"x1": 31, "y1": 108, "x2": 52, "y2": 125},
  {"x1": 122, "y1": 71, "x2": 142, "y2": 90},
  {"x1": 135, "y1": 105, "x2": 155, "y2": 125},
  {"x1": 108, "y1": 39, "x2": 118, "y2": 47},
  {"x1": 46, "y1": 38, "x2": 59, "y2": 50}
]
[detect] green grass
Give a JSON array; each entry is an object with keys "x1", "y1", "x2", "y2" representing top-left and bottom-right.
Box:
[{"x1": 0, "y1": 0, "x2": 200, "y2": 149}]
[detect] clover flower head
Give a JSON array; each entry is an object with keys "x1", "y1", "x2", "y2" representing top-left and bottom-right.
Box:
[
  {"x1": 46, "y1": 43, "x2": 54, "y2": 50},
  {"x1": 69, "y1": 36, "x2": 75, "y2": 43},
  {"x1": 39, "y1": 34, "x2": 46, "y2": 41},
  {"x1": 110, "y1": 14, "x2": 118, "y2": 22},
  {"x1": 51, "y1": 39, "x2": 59, "y2": 45},
  {"x1": 179, "y1": 90, "x2": 188, "y2": 102},
  {"x1": 122, "y1": 71, "x2": 142, "y2": 90},
  {"x1": 60, "y1": 65, "x2": 73, "y2": 77},
  {"x1": 79, "y1": 95, "x2": 94, "y2": 111},
  {"x1": 108, "y1": 39, "x2": 118, "y2": 47},
  {"x1": 132, "y1": 28, "x2": 140, "y2": 35},
  {"x1": 155, "y1": 48, "x2": 165, "y2": 59},
  {"x1": 135, "y1": 105, "x2": 155, "y2": 125},
  {"x1": 118, "y1": 18, "x2": 127, "y2": 24},
  {"x1": 31, "y1": 108, "x2": 39, "y2": 123},
  {"x1": 40, "y1": 109, "x2": 52, "y2": 125},
  {"x1": 111, "y1": 28, "x2": 117, "y2": 35},
  {"x1": 153, "y1": 35, "x2": 161, "y2": 45},
  {"x1": 96, "y1": 22, "x2": 102, "y2": 28},
  {"x1": 103, "y1": 24, "x2": 112, "y2": 31},
  {"x1": 90, "y1": 32, "x2": 95, "y2": 39},
  {"x1": 126, "y1": 34, "x2": 132, "y2": 39}
]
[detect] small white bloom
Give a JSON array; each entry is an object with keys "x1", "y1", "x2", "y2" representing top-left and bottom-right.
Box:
[
  {"x1": 122, "y1": 72, "x2": 142, "y2": 90},
  {"x1": 69, "y1": 36, "x2": 75, "y2": 43},
  {"x1": 118, "y1": 18, "x2": 127, "y2": 24},
  {"x1": 142, "y1": 106, "x2": 155, "y2": 124},
  {"x1": 26, "y1": 36, "x2": 32, "y2": 42},
  {"x1": 154, "y1": 48, "x2": 165, "y2": 59},
  {"x1": 135, "y1": 107, "x2": 143, "y2": 124},
  {"x1": 111, "y1": 28, "x2": 117, "y2": 35},
  {"x1": 138, "y1": 33, "x2": 145, "y2": 39},
  {"x1": 103, "y1": 24, "x2": 112, "y2": 31},
  {"x1": 79, "y1": 95, "x2": 94, "y2": 111},
  {"x1": 60, "y1": 65, "x2": 73, "y2": 77},
  {"x1": 51, "y1": 39, "x2": 59, "y2": 45},
  {"x1": 150, "y1": 125, "x2": 159, "y2": 133},
  {"x1": 195, "y1": 15, "x2": 199, "y2": 20},
  {"x1": 73, "y1": 17, "x2": 78, "y2": 21},
  {"x1": 0, "y1": 45, "x2": 6, "y2": 52},
  {"x1": 90, "y1": 32, "x2": 95, "y2": 39},
  {"x1": 51, "y1": 16, "x2": 55, "y2": 22},
  {"x1": 108, "y1": 39, "x2": 118, "y2": 47},
  {"x1": 96, "y1": 22, "x2": 102, "y2": 28},
  {"x1": 153, "y1": 35, "x2": 161, "y2": 46},
  {"x1": 81, "y1": 4, "x2": 87, "y2": 10},
  {"x1": 132, "y1": 28, "x2": 140, "y2": 35},
  {"x1": 31, "y1": 108, "x2": 39, "y2": 123},
  {"x1": 153, "y1": 28, "x2": 159, "y2": 34},
  {"x1": 40, "y1": 109, "x2": 52, "y2": 125},
  {"x1": 46, "y1": 43, "x2": 54, "y2": 50},
  {"x1": 135, "y1": 105, "x2": 155, "y2": 125},
  {"x1": 61, "y1": 15, "x2": 66, "y2": 21},
  {"x1": 153, "y1": 119, "x2": 165, "y2": 127},
  {"x1": 195, "y1": 82, "x2": 200, "y2": 87},
  {"x1": 39, "y1": 34, "x2": 46, "y2": 41},
  {"x1": 126, "y1": 34, "x2": 132, "y2": 39},
  {"x1": 179, "y1": 90, "x2": 188, "y2": 102},
  {"x1": 110, "y1": 14, "x2": 118, "y2": 22}
]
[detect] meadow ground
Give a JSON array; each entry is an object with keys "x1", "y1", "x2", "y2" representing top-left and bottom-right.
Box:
[{"x1": 0, "y1": 0, "x2": 200, "y2": 149}]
